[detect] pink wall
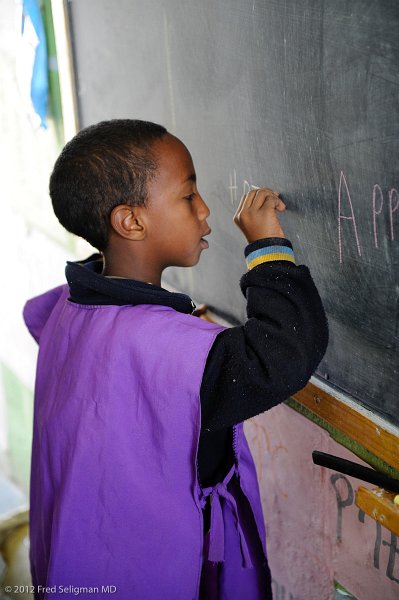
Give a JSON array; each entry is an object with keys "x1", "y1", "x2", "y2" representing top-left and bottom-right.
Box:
[{"x1": 245, "y1": 403, "x2": 399, "y2": 599}]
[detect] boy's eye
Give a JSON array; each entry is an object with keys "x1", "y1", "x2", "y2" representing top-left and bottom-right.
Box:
[{"x1": 184, "y1": 193, "x2": 196, "y2": 202}]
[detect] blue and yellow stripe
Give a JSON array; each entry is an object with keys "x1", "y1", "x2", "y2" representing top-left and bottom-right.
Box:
[{"x1": 246, "y1": 245, "x2": 295, "y2": 270}]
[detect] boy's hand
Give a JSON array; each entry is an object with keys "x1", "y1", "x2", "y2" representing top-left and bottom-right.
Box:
[{"x1": 233, "y1": 188, "x2": 286, "y2": 242}]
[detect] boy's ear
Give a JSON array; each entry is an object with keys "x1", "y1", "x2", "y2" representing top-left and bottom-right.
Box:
[{"x1": 109, "y1": 204, "x2": 147, "y2": 241}]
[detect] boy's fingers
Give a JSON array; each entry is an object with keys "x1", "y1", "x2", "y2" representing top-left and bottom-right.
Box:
[
  {"x1": 275, "y1": 198, "x2": 286, "y2": 211},
  {"x1": 244, "y1": 188, "x2": 277, "y2": 210},
  {"x1": 252, "y1": 189, "x2": 280, "y2": 209},
  {"x1": 234, "y1": 187, "x2": 283, "y2": 222},
  {"x1": 263, "y1": 196, "x2": 286, "y2": 210}
]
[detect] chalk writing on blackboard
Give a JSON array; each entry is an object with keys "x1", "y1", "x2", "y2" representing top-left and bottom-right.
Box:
[
  {"x1": 228, "y1": 169, "x2": 237, "y2": 205},
  {"x1": 228, "y1": 170, "x2": 398, "y2": 266},
  {"x1": 372, "y1": 184, "x2": 398, "y2": 248},
  {"x1": 227, "y1": 170, "x2": 260, "y2": 206},
  {"x1": 337, "y1": 171, "x2": 362, "y2": 263},
  {"x1": 338, "y1": 171, "x2": 398, "y2": 263},
  {"x1": 389, "y1": 189, "x2": 399, "y2": 242},
  {"x1": 373, "y1": 184, "x2": 384, "y2": 249}
]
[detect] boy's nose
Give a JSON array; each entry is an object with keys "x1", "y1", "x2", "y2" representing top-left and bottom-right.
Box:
[{"x1": 198, "y1": 195, "x2": 210, "y2": 219}]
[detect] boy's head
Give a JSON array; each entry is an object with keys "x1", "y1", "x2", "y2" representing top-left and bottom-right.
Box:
[
  {"x1": 50, "y1": 119, "x2": 167, "y2": 251},
  {"x1": 50, "y1": 119, "x2": 211, "y2": 281}
]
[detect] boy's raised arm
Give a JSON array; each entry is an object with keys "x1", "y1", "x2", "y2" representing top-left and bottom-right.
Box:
[{"x1": 200, "y1": 189, "x2": 329, "y2": 432}]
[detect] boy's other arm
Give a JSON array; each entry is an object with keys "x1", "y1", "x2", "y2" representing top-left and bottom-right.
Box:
[{"x1": 200, "y1": 238, "x2": 329, "y2": 432}]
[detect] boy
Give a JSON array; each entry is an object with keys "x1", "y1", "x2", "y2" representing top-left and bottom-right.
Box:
[{"x1": 24, "y1": 120, "x2": 328, "y2": 599}]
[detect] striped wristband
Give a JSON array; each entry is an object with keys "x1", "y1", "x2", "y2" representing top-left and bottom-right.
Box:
[{"x1": 245, "y1": 239, "x2": 295, "y2": 270}]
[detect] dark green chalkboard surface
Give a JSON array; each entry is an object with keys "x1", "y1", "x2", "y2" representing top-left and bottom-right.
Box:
[{"x1": 67, "y1": 0, "x2": 399, "y2": 424}]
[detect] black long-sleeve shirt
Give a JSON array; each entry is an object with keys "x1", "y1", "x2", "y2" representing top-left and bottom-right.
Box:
[{"x1": 66, "y1": 237, "x2": 329, "y2": 492}]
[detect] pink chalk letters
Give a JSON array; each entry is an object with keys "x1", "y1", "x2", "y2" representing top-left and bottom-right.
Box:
[{"x1": 338, "y1": 171, "x2": 398, "y2": 263}]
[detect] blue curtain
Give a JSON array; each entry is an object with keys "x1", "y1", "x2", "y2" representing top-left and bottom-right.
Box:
[{"x1": 21, "y1": 0, "x2": 48, "y2": 128}]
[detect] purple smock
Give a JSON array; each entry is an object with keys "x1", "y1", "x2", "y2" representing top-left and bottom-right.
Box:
[{"x1": 24, "y1": 285, "x2": 271, "y2": 599}]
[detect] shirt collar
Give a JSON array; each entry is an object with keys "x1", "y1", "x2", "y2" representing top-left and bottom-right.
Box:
[{"x1": 65, "y1": 254, "x2": 196, "y2": 314}]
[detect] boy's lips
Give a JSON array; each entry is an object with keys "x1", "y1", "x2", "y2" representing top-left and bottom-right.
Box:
[{"x1": 200, "y1": 228, "x2": 211, "y2": 249}]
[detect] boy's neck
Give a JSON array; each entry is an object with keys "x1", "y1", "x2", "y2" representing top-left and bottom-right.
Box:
[{"x1": 102, "y1": 258, "x2": 163, "y2": 286}]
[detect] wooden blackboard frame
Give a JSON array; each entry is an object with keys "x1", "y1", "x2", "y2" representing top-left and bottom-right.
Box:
[
  {"x1": 291, "y1": 379, "x2": 399, "y2": 472},
  {"x1": 280, "y1": 369, "x2": 399, "y2": 537}
]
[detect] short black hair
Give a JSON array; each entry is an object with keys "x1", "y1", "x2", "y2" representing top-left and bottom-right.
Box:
[{"x1": 50, "y1": 119, "x2": 167, "y2": 250}]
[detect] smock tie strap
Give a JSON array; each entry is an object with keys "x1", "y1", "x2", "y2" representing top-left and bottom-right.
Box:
[{"x1": 207, "y1": 481, "x2": 253, "y2": 569}]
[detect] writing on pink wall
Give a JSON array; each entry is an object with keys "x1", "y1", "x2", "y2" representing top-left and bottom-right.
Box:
[
  {"x1": 331, "y1": 474, "x2": 399, "y2": 583},
  {"x1": 338, "y1": 171, "x2": 398, "y2": 263},
  {"x1": 245, "y1": 406, "x2": 399, "y2": 599}
]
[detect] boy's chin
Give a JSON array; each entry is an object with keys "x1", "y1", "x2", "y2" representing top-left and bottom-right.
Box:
[
  {"x1": 178, "y1": 259, "x2": 200, "y2": 268},
  {"x1": 188, "y1": 253, "x2": 203, "y2": 267},
  {"x1": 172, "y1": 254, "x2": 203, "y2": 269}
]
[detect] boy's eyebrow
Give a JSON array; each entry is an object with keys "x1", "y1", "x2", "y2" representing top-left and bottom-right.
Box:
[{"x1": 185, "y1": 173, "x2": 197, "y2": 183}]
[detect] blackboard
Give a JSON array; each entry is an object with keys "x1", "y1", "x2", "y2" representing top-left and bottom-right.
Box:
[{"x1": 67, "y1": 1, "x2": 399, "y2": 425}]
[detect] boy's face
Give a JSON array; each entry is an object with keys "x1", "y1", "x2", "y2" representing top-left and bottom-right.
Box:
[{"x1": 144, "y1": 134, "x2": 211, "y2": 269}]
